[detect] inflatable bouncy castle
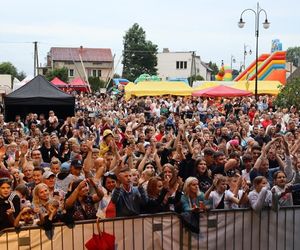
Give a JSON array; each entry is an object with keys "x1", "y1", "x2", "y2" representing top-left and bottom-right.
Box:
[{"x1": 216, "y1": 65, "x2": 233, "y2": 81}]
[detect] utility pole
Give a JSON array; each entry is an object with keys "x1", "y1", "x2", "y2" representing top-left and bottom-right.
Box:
[
  {"x1": 33, "y1": 41, "x2": 39, "y2": 77},
  {"x1": 190, "y1": 51, "x2": 196, "y2": 87}
]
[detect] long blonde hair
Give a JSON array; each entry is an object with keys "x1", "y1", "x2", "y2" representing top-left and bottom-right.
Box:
[{"x1": 32, "y1": 183, "x2": 49, "y2": 207}]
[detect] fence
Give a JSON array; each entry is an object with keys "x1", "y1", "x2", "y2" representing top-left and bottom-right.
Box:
[{"x1": 1, "y1": 207, "x2": 299, "y2": 250}]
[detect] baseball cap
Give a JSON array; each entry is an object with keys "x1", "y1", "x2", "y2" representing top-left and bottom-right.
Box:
[
  {"x1": 103, "y1": 129, "x2": 113, "y2": 138},
  {"x1": 60, "y1": 162, "x2": 71, "y2": 173},
  {"x1": 43, "y1": 171, "x2": 55, "y2": 179},
  {"x1": 71, "y1": 159, "x2": 83, "y2": 168},
  {"x1": 229, "y1": 139, "x2": 239, "y2": 147}
]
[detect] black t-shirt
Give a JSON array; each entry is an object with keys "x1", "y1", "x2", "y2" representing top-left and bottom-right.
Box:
[
  {"x1": 39, "y1": 145, "x2": 59, "y2": 163},
  {"x1": 178, "y1": 153, "x2": 195, "y2": 181},
  {"x1": 0, "y1": 197, "x2": 14, "y2": 231},
  {"x1": 268, "y1": 158, "x2": 280, "y2": 169},
  {"x1": 210, "y1": 164, "x2": 226, "y2": 177},
  {"x1": 225, "y1": 103, "x2": 233, "y2": 115},
  {"x1": 197, "y1": 174, "x2": 213, "y2": 193}
]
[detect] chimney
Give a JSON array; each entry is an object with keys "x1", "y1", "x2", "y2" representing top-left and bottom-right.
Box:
[
  {"x1": 163, "y1": 48, "x2": 169, "y2": 53},
  {"x1": 79, "y1": 45, "x2": 83, "y2": 55}
]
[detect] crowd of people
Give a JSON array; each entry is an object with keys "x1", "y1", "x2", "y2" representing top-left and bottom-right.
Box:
[{"x1": 0, "y1": 91, "x2": 300, "y2": 234}]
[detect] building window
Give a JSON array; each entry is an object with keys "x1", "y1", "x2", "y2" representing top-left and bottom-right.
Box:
[
  {"x1": 176, "y1": 61, "x2": 187, "y2": 69},
  {"x1": 91, "y1": 69, "x2": 102, "y2": 77},
  {"x1": 69, "y1": 69, "x2": 74, "y2": 77}
]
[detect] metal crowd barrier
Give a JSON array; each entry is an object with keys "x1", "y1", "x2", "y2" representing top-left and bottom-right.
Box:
[{"x1": 1, "y1": 207, "x2": 300, "y2": 250}]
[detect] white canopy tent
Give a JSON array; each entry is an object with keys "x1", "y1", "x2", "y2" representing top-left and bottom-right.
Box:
[{"x1": 13, "y1": 75, "x2": 33, "y2": 91}]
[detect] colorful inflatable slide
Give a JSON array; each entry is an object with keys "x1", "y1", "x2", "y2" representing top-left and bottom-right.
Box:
[{"x1": 235, "y1": 51, "x2": 286, "y2": 84}]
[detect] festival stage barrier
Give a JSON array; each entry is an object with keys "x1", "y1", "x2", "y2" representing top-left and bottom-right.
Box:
[{"x1": 1, "y1": 207, "x2": 299, "y2": 250}]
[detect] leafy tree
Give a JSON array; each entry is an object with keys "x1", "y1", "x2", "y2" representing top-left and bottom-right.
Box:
[
  {"x1": 0, "y1": 62, "x2": 27, "y2": 81},
  {"x1": 45, "y1": 67, "x2": 69, "y2": 83},
  {"x1": 0, "y1": 62, "x2": 17, "y2": 77},
  {"x1": 113, "y1": 73, "x2": 121, "y2": 79},
  {"x1": 122, "y1": 23, "x2": 158, "y2": 82},
  {"x1": 208, "y1": 61, "x2": 219, "y2": 76},
  {"x1": 286, "y1": 47, "x2": 300, "y2": 67},
  {"x1": 88, "y1": 77, "x2": 106, "y2": 92},
  {"x1": 188, "y1": 75, "x2": 204, "y2": 85},
  {"x1": 274, "y1": 77, "x2": 300, "y2": 109},
  {"x1": 232, "y1": 69, "x2": 240, "y2": 79},
  {"x1": 17, "y1": 71, "x2": 26, "y2": 81}
]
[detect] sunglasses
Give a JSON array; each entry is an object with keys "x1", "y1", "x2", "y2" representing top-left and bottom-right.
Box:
[
  {"x1": 104, "y1": 171, "x2": 115, "y2": 177},
  {"x1": 0, "y1": 177, "x2": 12, "y2": 185}
]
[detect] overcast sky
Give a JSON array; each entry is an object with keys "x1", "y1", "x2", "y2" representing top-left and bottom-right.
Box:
[{"x1": 0, "y1": 0, "x2": 299, "y2": 78}]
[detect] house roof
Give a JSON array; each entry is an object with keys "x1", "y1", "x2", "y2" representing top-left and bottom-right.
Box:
[
  {"x1": 201, "y1": 62, "x2": 213, "y2": 72},
  {"x1": 49, "y1": 47, "x2": 113, "y2": 62}
]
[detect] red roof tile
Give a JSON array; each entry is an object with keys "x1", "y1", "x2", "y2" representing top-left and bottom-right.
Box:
[{"x1": 50, "y1": 47, "x2": 113, "y2": 62}]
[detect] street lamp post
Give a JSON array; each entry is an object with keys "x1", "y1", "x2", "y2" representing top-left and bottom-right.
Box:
[
  {"x1": 243, "y1": 44, "x2": 252, "y2": 70},
  {"x1": 238, "y1": 2, "x2": 270, "y2": 100}
]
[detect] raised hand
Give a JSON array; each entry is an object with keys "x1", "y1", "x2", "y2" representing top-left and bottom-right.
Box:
[
  {"x1": 87, "y1": 139, "x2": 95, "y2": 150},
  {"x1": 126, "y1": 146, "x2": 133, "y2": 157},
  {"x1": 145, "y1": 146, "x2": 152, "y2": 156}
]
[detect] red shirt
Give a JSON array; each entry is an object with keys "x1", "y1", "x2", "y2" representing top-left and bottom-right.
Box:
[
  {"x1": 261, "y1": 119, "x2": 272, "y2": 129},
  {"x1": 155, "y1": 133, "x2": 164, "y2": 142},
  {"x1": 105, "y1": 200, "x2": 116, "y2": 218},
  {"x1": 248, "y1": 110, "x2": 256, "y2": 123}
]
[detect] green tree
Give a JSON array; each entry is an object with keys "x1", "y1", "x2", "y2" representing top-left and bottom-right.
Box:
[
  {"x1": 286, "y1": 46, "x2": 300, "y2": 66},
  {"x1": 45, "y1": 67, "x2": 69, "y2": 83},
  {"x1": 122, "y1": 23, "x2": 158, "y2": 82},
  {"x1": 113, "y1": 73, "x2": 121, "y2": 79},
  {"x1": 232, "y1": 69, "x2": 240, "y2": 79},
  {"x1": 208, "y1": 61, "x2": 219, "y2": 76},
  {"x1": 274, "y1": 77, "x2": 300, "y2": 109},
  {"x1": 0, "y1": 62, "x2": 17, "y2": 77},
  {"x1": 17, "y1": 71, "x2": 26, "y2": 81},
  {"x1": 0, "y1": 61, "x2": 26, "y2": 80},
  {"x1": 88, "y1": 77, "x2": 106, "y2": 92},
  {"x1": 188, "y1": 75, "x2": 204, "y2": 85}
]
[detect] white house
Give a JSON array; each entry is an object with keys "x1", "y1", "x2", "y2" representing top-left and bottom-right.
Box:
[
  {"x1": 0, "y1": 74, "x2": 12, "y2": 101},
  {"x1": 157, "y1": 49, "x2": 212, "y2": 81}
]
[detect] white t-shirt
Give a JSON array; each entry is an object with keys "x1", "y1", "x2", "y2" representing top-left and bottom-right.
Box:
[
  {"x1": 248, "y1": 187, "x2": 272, "y2": 212},
  {"x1": 224, "y1": 189, "x2": 244, "y2": 209},
  {"x1": 209, "y1": 191, "x2": 224, "y2": 209}
]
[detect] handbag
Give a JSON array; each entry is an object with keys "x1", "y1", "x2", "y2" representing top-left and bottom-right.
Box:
[{"x1": 85, "y1": 218, "x2": 115, "y2": 250}]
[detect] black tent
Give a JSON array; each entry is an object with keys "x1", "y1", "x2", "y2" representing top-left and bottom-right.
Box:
[{"x1": 4, "y1": 75, "x2": 75, "y2": 121}]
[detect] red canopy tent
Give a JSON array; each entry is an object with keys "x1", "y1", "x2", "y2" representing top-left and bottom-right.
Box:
[
  {"x1": 69, "y1": 77, "x2": 91, "y2": 93},
  {"x1": 51, "y1": 77, "x2": 68, "y2": 88},
  {"x1": 192, "y1": 85, "x2": 252, "y2": 97}
]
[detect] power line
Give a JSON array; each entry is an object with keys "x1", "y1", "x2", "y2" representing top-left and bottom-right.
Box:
[{"x1": 0, "y1": 41, "x2": 33, "y2": 44}]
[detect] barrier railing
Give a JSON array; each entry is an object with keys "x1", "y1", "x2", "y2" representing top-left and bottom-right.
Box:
[
  {"x1": 1, "y1": 207, "x2": 299, "y2": 250},
  {"x1": 181, "y1": 206, "x2": 300, "y2": 250}
]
